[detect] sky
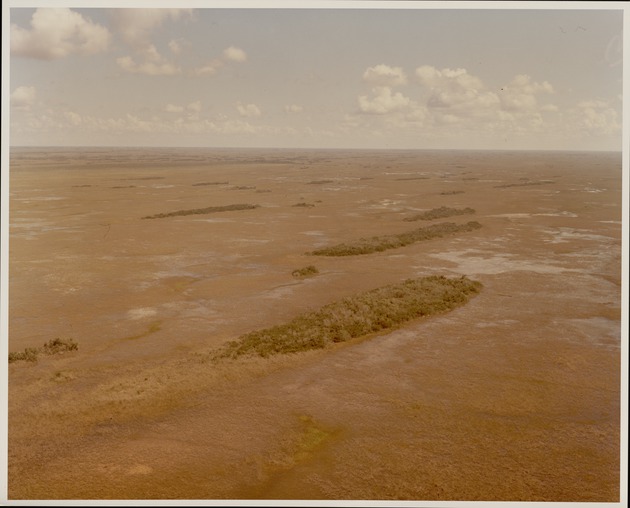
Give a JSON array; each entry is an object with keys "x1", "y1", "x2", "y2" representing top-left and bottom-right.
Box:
[{"x1": 4, "y1": 1, "x2": 627, "y2": 151}]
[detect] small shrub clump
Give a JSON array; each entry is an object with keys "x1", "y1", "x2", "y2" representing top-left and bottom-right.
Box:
[
  {"x1": 217, "y1": 275, "x2": 482, "y2": 359},
  {"x1": 9, "y1": 337, "x2": 78, "y2": 364},
  {"x1": 142, "y1": 203, "x2": 259, "y2": 219},
  {"x1": 404, "y1": 206, "x2": 475, "y2": 222},
  {"x1": 292, "y1": 265, "x2": 319, "y2": 278},
  {"x1": 309, "y1": 221, "x2": 482, "y2": 257}
]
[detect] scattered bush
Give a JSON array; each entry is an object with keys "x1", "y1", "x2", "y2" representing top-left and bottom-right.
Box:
[
  {"x1": 292, "y1": 265, "x2": 319, "y2": 278},
  {"x1": 192, "y1": 181, "x2": 228, "y2": 186},
  {"x1": 9, "y1": 338, "x2": 78, "y2": 364},
  {"x1": 217, "y1": 275, "x2": 482, "y2": 359},
  {"x1": 41, "y1": 337, "x2": 79, "y2": 355},
  {"x1": 293, "y1": 202, "x2": 315, "y2": 208},
  {"x1": 8, "y1": 348, "x2": 40, "y2": 364},
  {"x1": 142, "y1": 203, "x2": 259, "y2": 219},
  {"x1": 309, "y1": 221, "x2": 482, "y2": 256},
  {"x1": 404, "y1": 206, "x2": 475, "y2": 222},
  {"x1": 494, "y1": 180, "x2": 555, "y2": 189},
  {"x1": 308, "y1": 179, "x2": 334, "y2": 185},
  {"x1": 440, "y1": 190, "x2": 465, "y2": 195}
]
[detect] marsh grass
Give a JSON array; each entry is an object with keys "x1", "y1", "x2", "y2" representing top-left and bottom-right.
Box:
[
  {"x1": 292, "y1": 265, "x2": 319, "y2": 278},
  {"x1": 404, "y1": 206, "x2": 475, "y2": 222},
  {"x1": 9, "y1": 338, "x2": 78, "y2": 364},
  {"x1": 310, "y1": 221, "x2": 482, "y2": 256},
  {"x1": 142, "y1": 203, "x2": 259, "y2": 219},
  {"x1": 217, "y1": 275, "x2": 481, "y2": 359},
  {"x1": 494, "y1": 180, "x2": 555, "y2": 188}
]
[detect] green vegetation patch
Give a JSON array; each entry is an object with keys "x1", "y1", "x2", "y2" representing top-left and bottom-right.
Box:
[
  {"x1": 192, "y1": 181, "x2": 228, "y2": 186},
  {"x1": 308, "y1": 179, "x2": 334, "y2": 184},
  {"x1": 309, "y1": 221, "x2": 482, "y2": 257},
  {"x1": 494, "y1": 180, "x2": 555, "y2": 189},
  {"x1": 404, "y1": 206, "x2": 475, "y2": 222},
  {"x1": 292, "y1": 265, "x2": 319, "y2": 278},
  {"x1": 142, "y1": 203, "x2": 259, "y2": 219},
  {"x1": 217, "y1": 275, "x2": 481, "y2": 359},
  {"x1": 9, "y1": 337, "x2": 78, "y2": 364}
]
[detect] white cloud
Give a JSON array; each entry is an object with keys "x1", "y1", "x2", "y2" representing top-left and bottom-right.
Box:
[
  {"x1": 223, "y1": 46, "x2": 247, "y2": 63},
  {"x1": 499, "y1": 74, "x2": 554, "y2": 112},
  {"x1": 11, "y1": 8, "x2": 110, "y2": 60},
  {"x1": 358, "y1": 86, "x2": 410, "y2": 115},
  {"x1": 363, "y1": 64, "x2": 408, "y2": 87},
  {"x1": 64, "y1": 111, "x2": 82, "y2": 126},
  {"x1": 168, "y1": 38, "x2": 187, "y2": 55},
  {"x1": 285, "y1": 104, "x2": 304, "y2": 114},
  {"x1": 570, "y1": 100, "x2": 620, "y2": 135},
  {"x1": 236, "y1": 102, "x2": 261, "y2": 118},
  {"x1": 112, "y1": 9, "x2": 191, "y2": 76},
  {"x1": 11, "y1": 86, "x2": 37, "y2": 110},
  {"x1": 415, "y1": 65, "x2": 499, "y2": 118},
  {"x1": 165, "y1": 104, "x2": 184, "y2": 113},
  {"x1": 111, "y1": 9, "x2": 192, "y2": 49},
  {"x1": 193, "y1": 46, "x2": 247, "y2": 77},
  {"x1": 187, "y1": 101, "x2": 202, "y2": 113},
  {"x1": 416, "y1": 66, "x2": 483, "y2": 91},
  {"x1": 117, "y1": 55, "x2": 180, "y2": 76},
  {"x1": 192, "y1": 59, "x2": 223, "y2": 76}
]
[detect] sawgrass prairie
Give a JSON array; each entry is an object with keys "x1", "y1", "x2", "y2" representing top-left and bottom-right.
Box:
[{"x1": 7, "y1": 147, "x2": 623, "y2": 501}]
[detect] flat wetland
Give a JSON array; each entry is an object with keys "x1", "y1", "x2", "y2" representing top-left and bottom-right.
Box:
[{"x1": 7, "y1": 147, "x2": 622, "y2": 501}]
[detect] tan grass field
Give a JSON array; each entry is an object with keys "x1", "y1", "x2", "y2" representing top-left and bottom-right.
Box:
[{"x1": 7, "y1": 147, "x2": 622, "y2": 501}]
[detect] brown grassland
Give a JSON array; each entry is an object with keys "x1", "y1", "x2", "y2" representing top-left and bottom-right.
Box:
[{"x1": 7, "y1": 147, "x2": 622, "y2": 501}]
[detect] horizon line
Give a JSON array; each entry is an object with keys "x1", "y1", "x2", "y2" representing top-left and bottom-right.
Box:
[{"x1": 7, "y1": 145, "x2": 623, "y2": 154}]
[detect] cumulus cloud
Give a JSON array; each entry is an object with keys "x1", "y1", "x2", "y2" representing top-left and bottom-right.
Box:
[
  {"x1": 187, "y1": 101, "x2": 202, "y2": 113},
  {"x1": 363, "y1": 64, "x2": 408, "y2": 87},
  {"x1": 11, "y1": 86, "x2": 37, "y2": 110},
  {"x1": 193, "y1": 47, "x2": 247, "y2": 77},
  {"x1": 112, "y1": 9, "x2": 191, "y2": 76},
  {"x1": 358, "y1": 86, "x2": 411, "y2": 115},
  {"x1": 11, "y1": 8, "x2": 110, "y2": 60},
  {"x1": 571, "y1": 100, "x2": 620, "y2": 134},
  {"x1": 192, "y1": 59, "x2": 223, "y2": 76},
  {"x1": 111, "y1": 9, "x2": 192, "y2": 49},
  {"x1": 223, "y1": 46, "x2": 247, "y2": 63},
  {"x1": 117, "y1": 55, "x2": 180, "y2": 76},
  {"x1": 414, "y1": 65, "x2": 500, "y2": 118},
  {"x1": 499, "y1": 74, "x2": 554, "y2": 112},
  {"x1": 285, "y1": 104, "x2": 304, "y2": 114},
  {"x1": 416, "y1": 66, "x2": 484, "y2": 90},
  {"x1": 64, "y1": 111, "x2": 82, "y2": 126},
  {"x1": 236, "y1": 102, "x2": 261, "y2": 118},
  {"x1": 165, "y1": 104, "x2": 184, "y2": 113}
]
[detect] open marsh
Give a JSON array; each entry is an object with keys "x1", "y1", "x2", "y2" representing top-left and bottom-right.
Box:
[{"x1": 7, "y1": 147, "x2": 622, "y2": 501}]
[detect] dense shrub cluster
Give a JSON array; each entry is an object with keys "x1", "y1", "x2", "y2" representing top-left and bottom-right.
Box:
[
  {"x1": 494, "y1": 180, "x2": 555, "y2": 188},
  {"x1": 292, "y1": 265, "x2": 319, "y2": 278},
  {"x1": 309, "y1": 221, "x2": 482, "y2": 256},
  {"x1": 404, "y1": 206, "x2": 475, "y2": 222},
  {"x1": 9, "y1": 337, "x2": 78, "y2": 364},
  {"x1": 217, "y1": 275, "x2": 481, "y2": 359},
  {"x1": 142, "y1": 203, "x2": 259, "y2": 219}
]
